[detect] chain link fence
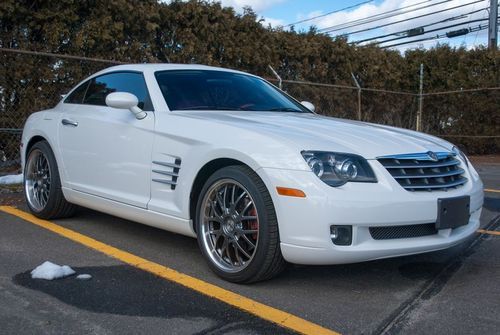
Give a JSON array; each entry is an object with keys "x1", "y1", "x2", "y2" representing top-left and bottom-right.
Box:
[
  {"x1": 1, "y1": 48, "x2": 499, "y2": 175},
  {"x1": 0, "y1": 49, "x2": 119, "y2": 174}
]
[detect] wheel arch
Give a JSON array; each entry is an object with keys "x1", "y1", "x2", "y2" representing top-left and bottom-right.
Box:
[
  {"x1": 189, "y1": 158, "x2": 251, "y2": 231},
  {"x1": 25, "y1": 135, "x2": 47, "y2": 160}
]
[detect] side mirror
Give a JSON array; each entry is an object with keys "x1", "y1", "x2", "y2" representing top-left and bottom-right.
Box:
[
  {"x1": 301, "y1": 101, "x2": 315, "y2": 112},
  {"x1": 105, "y1": 92, "x2": 147, "y2": 120}
]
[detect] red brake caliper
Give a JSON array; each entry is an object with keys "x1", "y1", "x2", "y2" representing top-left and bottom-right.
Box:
[{"x1": 248, "y1": 207, "x2": 258, "y2": 240}]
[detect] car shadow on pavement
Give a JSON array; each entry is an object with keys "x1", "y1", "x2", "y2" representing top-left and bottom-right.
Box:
[{"x1": 13, "y1": 265, "x2": 295, "y2": 335}]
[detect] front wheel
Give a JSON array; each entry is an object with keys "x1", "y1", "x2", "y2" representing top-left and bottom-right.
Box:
[{"x1": 196, "y1": 165, "x2": 286, "y2": 283}]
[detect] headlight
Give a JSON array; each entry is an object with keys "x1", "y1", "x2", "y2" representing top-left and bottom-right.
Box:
[
  {"x1": 301, "y1": 151, "x2": 377, "y2": 187},
  {"x1": 452, "y1": 146, "x2": 469, "y2": 168}
]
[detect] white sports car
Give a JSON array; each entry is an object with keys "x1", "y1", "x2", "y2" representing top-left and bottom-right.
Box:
[{"x1": 22, "y1": 64, "x2": 484, "y2": 282}]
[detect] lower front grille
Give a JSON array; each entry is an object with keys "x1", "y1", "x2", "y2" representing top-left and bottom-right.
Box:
[{"x1": 369, "y1": 223, "x2": 438, "y2": 240}]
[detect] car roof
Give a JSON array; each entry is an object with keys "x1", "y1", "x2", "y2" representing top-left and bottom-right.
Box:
[{"x1": 98, "y1": 63, "x2": 249, "y2": 76}]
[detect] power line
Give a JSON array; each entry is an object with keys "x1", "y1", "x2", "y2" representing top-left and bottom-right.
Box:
[
  {"x1": 324, "y1": 0, "x2": 486, "y2": 37},
  {"x1": 376, "y1": 18, "x2": 490, "y2": 45},
  {"x1": 283, "y1": 0, "x2": 373, "y2": 28},
  {"x1": 352, "y1": 6, "x2": 489, "y2": 44},
  {"x1": 318, "y1": 0, "x2": 453, "y2": 33},
  {"x1": 381, "y1": 23, "x2": 490, "y2": 48}
]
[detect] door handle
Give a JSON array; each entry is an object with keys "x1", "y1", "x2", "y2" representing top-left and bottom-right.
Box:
[{"x1": 61, "y1": 119, "x2": 78, "y2": 127}]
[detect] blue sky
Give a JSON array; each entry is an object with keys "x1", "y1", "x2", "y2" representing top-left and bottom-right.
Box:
[{"x1": 214, "y1": 0, "x2": 494, "y2": 51}]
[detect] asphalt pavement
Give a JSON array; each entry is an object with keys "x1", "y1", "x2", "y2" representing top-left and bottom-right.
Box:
[{"x1": 0, "y1": 163, "x2": 498, "y2": 335}]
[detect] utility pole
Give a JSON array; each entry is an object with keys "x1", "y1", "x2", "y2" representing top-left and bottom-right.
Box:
[
  {"x1": 416, "y1": 64, "x2": 424, "y2": 132},
  {"x1": 489, "y1": 0, "x2": 498, "y2": 50}
]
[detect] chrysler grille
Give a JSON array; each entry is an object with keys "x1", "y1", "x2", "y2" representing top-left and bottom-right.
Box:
[{"x1": 377, "y1": 152, "x2": 467, "y2": 192}]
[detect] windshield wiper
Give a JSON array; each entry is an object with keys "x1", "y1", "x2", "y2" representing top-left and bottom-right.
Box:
[{"x1": 267, "y1": 107, "x2": 304, "y2": 113}]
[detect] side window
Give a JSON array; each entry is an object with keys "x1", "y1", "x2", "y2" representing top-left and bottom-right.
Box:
[
  {"x1": 82, "y1": 72, "x2": 153, "y2": 111},
  {"x1": 64, "y1": 80, "x2": 90, "y2": 104}
]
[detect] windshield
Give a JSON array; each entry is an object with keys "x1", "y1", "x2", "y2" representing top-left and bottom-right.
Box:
[{"x1": 155, "y1": 70, "x2": 310, "y2": 113}]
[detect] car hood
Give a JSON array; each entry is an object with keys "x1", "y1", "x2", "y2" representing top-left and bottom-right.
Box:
[{"x1": 173, "y1": 111, "x2": 453, "y2": 159}]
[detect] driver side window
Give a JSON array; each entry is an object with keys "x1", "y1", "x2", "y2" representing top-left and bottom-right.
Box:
[
  {"x1": 84, "y1": 72, "x2": 153, "y2": 111},
  {"x1": 65, "y1": 72, "x2": 153, "y2": 111}
]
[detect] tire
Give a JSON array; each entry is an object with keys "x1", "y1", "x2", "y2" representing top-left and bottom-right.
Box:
[
  {"x1": 24, "y1": 141, "x2": 76, "y2": 219},
  {"x1": 195, "y1": 165, "x2": 286, "y2": 283}
]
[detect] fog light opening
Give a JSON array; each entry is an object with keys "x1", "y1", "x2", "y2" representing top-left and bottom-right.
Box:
[{"x1": 330, "y1": 225, "x2": 352, "y2": 246}]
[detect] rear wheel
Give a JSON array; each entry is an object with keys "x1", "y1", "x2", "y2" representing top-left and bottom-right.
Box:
[
  {"x1": 24, "y1": 141, "x2": 75, "y2": 219},
  {"x1": 196, "y1": 165, "x2": 286, "y2": 283}
]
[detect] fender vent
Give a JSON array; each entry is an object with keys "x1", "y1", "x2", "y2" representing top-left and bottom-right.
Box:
[{"x1": 152, "y1": 158, "x2": 181, "y2": 190}]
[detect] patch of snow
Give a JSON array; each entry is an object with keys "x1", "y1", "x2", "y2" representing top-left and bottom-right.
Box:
[
  {"x1": 0, "y1": 173, "x2": 23, "y2": 185},
  {"x1": 31, "y1": 261, "x2": 76, "y2": 280},
  {"x1": 76, "y1": 274, "x2": 92, "y2": 280}
]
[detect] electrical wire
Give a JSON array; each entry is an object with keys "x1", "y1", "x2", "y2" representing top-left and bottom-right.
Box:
[
  {"x1": 318, "y1": 0, "x2": 454, "y2": 33},
  {"x1": 283, "y1": 0, "x2": 373, "y2": 27},
  {"x1": 376, "y1": 18, "x2": 489, "y2": 45},
  {"x1": 381, "y1": 23, "x2": 490, "y2": 48},
  {"x1": 352, "y1": 6, "x2": 489, "y2": 44},
  {"x1": 324, "y1": 0, "x2": 486, "y2": 36}
]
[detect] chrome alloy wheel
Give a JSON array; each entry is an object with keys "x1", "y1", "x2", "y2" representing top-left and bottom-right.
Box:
[
  {"x1": 199, "y1": 179, "x2": 260, "y2": 273},
  {"x1": 25, "y1": 149, "x2": 51, "y2": 212}
]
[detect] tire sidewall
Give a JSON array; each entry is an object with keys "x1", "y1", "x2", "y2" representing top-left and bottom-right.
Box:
[{"x1": 195, "y1": 166, "x2": 275, "y2": 282}]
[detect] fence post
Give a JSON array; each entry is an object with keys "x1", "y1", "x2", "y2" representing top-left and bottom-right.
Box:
[
  {"x1": 351, "y1": 72, "x2": 362, "y2": 121},
  {"x1": 417, "y1": 63, "x2": 424, "y2": 132},
  {"x1": 268, "y1": 65, "x2": 282, "y2": 89}
]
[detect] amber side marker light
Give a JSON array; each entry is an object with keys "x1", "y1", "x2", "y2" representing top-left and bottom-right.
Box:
[{"x1": 276, "y1": 187, "x2": 306, "y2": 198}]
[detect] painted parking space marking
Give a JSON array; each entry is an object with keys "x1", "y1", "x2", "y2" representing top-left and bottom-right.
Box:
[
  {"x1": 477, "y1": 229, "x2": 500, "y2": 236},
  {"x1": 484, "y1": 189, "x2": 500, "y2": 193},
  {"x1": 0, "y1": 206, "x2": 339, "y2": 335}
]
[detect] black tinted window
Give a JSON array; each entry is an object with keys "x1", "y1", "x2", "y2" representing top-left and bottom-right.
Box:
[
  {"x1": 83, "y1": 72, "x2": 153, "y2": 110},
  {"x1": 155, "y1": 70, "x2": 308, "y2": 113},
  {"x1": 64, "y1": 80, "x2": 90, "y2": 104}
]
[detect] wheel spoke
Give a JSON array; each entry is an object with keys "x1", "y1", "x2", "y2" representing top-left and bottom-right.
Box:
[
  {"x1": 233, "y1": 239, "x2": 251, "y2": 259},
  {"x1": 232, "y1": 243, "x2": 243, "y2": 266},
  {"x1": 233, "y1": 190, "x2": 247, "y2": 208},
  {"x1": 220, "y1": 237, "x2": 229, "y2": 259},
  {"x1": 240, "y1": 229, "x2": 258, "y2": 234},
  {"x1": 37, "y1": 188, "x2": 44, "y2": 206},
  {"x1": 205, "y1": 214, "x2": 222, "y2": 224},
  {"x1": 210, "y1": 201, "x2": 223, "y2": 219},
  {"x1": 215, "y1": 192, "x2": 225, "y2": 212},
  {"x1": 231, "y1": 184, "x2": 236, "y2": 206},
  {"x1": 241, "y1": 216, "x2": 257, "y2": 221},
  {"x1": 240, "y1": 233, "x2": 256, "y2": 249},
  {"x1": 41, "y1": 190, "x2": 48, "y2": 207},
  {"x1": 240, "y1": 200, "x2": 253, "y2": 216},
  {"x1": 207, "y1": 227, "x2": 222, "y2": 236},
  {"x1": 222, "y1": 185, "x2": 228, "y2": 209}
]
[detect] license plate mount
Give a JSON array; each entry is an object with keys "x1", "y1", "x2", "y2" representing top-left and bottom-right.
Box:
[{"x1": 436, "y1": 196, "x2": 470, "y2": 230}]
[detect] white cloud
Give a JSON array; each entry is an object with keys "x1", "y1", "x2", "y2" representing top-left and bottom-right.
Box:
[
  {"x1": 260, "y1": 16, "x2": 285, "y2": 27},
  {"x1": 216, "y1": 0, "x2": 286, "y2": 12}
]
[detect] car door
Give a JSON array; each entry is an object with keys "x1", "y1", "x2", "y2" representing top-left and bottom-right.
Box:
[{"x1": 58, "y1": 71, "x2": 155, "y2": 208}]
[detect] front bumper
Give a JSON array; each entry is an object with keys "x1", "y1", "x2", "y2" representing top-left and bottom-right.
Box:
[{"x1": 256, "y1": 160, "x2": 484, "y2": 265}]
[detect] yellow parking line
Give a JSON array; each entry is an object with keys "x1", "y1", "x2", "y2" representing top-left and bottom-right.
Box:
[
  {"x1": 0, "y1": 206, "x2": 339, "y2": 335},
  {"x1": 477, "y1": 229, "x2": 500, "y2": 236},
  {"x1": 484, "y1": 188, "x2": 500, "y2": 193}
]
